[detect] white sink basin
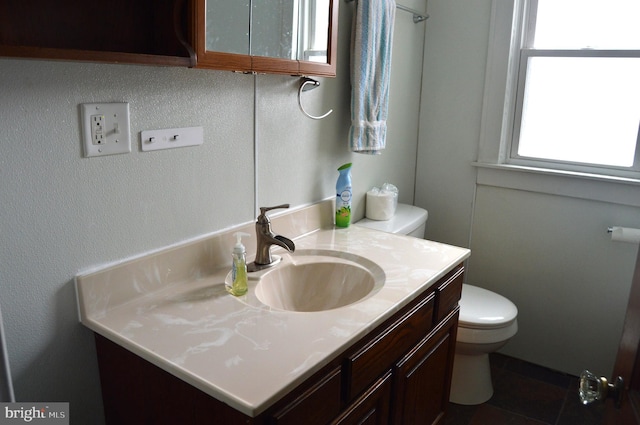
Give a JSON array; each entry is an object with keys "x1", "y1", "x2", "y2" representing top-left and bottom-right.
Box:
[{"x1": 254, "y1": 250, "x2": 385, "y2": 312}]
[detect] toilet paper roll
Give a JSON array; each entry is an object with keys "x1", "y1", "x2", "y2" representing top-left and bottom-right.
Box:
[
  {"x1": 366, "y1": 190, "x2": 398, "y2": 221},
  {"x1": 610, "y1": 226, "x2": 640, "y2": 244}
]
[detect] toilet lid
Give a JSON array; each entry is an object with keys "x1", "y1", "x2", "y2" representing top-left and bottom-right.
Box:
[{"x1": 458, "y1": 284, "x2": 518, "y2": 329}]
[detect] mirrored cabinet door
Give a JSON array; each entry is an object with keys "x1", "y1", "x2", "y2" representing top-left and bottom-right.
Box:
[
  {"x1": 297, "y1": 0, "x2": 337, "y2": 76},
  {"x1": 205, "y1": 0, "x2": 250, "y2": 55},
  {"x1": 194, "y1": 0, "x2": 252, "y2": 72},
  {"x1": 193, "y1": 0, "x2": 337, "y2": 76},
  {"x1": 297, "y1": 0, "x2": 330, "y2": 62}
]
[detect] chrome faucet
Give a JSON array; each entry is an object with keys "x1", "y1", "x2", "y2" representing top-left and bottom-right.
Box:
[{"x1": 248, "y1": 204, "x2": 295, "y2": 272}]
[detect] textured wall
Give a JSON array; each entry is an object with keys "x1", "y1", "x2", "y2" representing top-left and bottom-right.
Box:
[{"x1": 416, "y1": 0, "x2": 490, "y2": 248}]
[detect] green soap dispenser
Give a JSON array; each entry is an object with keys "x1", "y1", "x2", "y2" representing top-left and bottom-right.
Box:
[{"x1": 227, "y1": 232, "x2": 249, "y2": 296}]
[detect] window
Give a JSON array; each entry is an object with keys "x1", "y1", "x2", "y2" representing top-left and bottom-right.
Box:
[{"x1": 509, "y1": 0, "x2": 640, "y2": 177}]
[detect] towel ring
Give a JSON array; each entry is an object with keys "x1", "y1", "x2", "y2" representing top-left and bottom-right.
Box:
[{"x1": 297, "y1": 77, "x2": 333, "y2": 120}]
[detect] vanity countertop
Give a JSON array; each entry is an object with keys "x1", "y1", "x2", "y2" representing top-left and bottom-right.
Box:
[{"x1": 76, "y1": 201, "x2": 470, "y2": 417}]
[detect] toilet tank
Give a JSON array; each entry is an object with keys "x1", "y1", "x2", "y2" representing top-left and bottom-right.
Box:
[{"x1": 354, "y1": 204, "x2": 428, "y2": 238}]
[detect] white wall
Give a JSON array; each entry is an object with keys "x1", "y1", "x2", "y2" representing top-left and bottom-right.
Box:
[
  {"x1": 417, "y1": 0, "x2": 640, "y2": 378},
  {"x1": 470, "y1": 184, "x2": 638, "y2": 376},
  {"x1": 0, "y1": 4, "x2": 426, "y2": 424},
  {"x1": 415, "y1": 0, "x2": 490, "y2": 248}
]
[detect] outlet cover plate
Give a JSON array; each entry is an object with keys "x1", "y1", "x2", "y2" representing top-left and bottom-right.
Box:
[{"x1": 81, "y1": 102, "x2": 131, "y2": 157}]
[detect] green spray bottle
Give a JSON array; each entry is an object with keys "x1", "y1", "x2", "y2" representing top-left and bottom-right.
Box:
[{"x1": 335, "y1": 163, "x2": 352, "y2": 227}]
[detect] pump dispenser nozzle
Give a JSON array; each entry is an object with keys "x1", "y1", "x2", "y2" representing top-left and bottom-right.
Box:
[{"x1": 233, "y1": 232, "x2": 250, "y2": 253}]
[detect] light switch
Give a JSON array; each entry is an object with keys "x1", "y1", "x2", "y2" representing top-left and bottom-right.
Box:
[{"x1": 81, "y1": 103, "x2": 131, "y2": 157}]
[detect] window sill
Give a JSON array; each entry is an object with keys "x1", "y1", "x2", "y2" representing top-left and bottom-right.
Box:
[{"x1": 472, "y1": 162, "x2": 640, "y2": 207}]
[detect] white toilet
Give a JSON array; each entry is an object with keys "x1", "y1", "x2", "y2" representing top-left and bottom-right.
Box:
[
  {"x1": 451, "y1": 284, "x2": 518, "y2": 405},
  {"x1": 354, "y1": 203, "x2": 428, "y2": 238},
  {"x1": 355, "y1": 203, "x2": 518, "y2": 406}
]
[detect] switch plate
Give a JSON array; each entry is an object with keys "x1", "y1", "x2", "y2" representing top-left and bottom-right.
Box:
[
  {"x1": 141, "y1": 126, "x2": 203, "y2": 152},
  {"x1": 81, "y1": 103, "x2": 131, "y2": 157}
]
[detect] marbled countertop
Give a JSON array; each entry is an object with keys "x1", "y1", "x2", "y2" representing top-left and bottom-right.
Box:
[{"x1": 76, "y1": 201, "x2": 470, "y2": 416}]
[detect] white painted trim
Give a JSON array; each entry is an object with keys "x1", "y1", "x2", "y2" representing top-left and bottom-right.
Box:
[
  {"x1": 476, "y1": 0, "x2": 640, "y2": 204},
  {"x1": 474, "y1": 162, "x2": 640, "y2": 207},
  {"x1": 477, "y1": 0, "x2": 521, "y2": 164},
  {"x1": 0, "y1": 305, "x2": 14, "y2": 402}
]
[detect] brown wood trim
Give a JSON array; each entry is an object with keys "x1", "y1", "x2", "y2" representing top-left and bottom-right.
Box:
[
  {"x1": 0, "y1": 45, "x2": 192, "y2": 67},
  {"x1": 195, "y1": 50, "x2": 253, "y2": 72},
  {"x1": 191, "y1": 0, "x2": 251, "y2": 72},
  {"x1": 613, "y1": 246, "x2": 640, "y2": 389},
  {"x1": 191, "y1": 0, "x2": 337, "y2": 76},
  {"x1": 298, "y1": 61, "x2": 336, "y2": 78},
  {"x1": 299, "y1": 0, "x2": 338, "y2": 77},
  {"x1": 173, "y1": 0, "x2": 196, "y2": 67},
  {"x1": 251, "y1": 56, "x2": 300, "y2": 76}
]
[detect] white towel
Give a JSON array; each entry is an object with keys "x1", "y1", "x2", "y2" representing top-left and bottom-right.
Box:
[{"x1": 349, "y1": 0, "x2": 396, "y2": 155}]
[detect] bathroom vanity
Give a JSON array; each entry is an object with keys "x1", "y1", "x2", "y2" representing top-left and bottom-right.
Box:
[{"x1": 76, "y1": 200, "x2": 470, "y2": 424}]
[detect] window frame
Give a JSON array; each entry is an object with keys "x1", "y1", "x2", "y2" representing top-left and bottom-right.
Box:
[{"x1": 506, "y1": 0, "x2": 640, "y2": 178}]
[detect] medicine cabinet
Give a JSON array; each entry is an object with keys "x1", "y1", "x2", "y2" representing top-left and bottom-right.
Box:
[
  {"x1": 0, "y1": 0, "x2": 337, "y2": 77},
  {"x1": 192, "y1": 0, "x2": 338, "y2": 76}
]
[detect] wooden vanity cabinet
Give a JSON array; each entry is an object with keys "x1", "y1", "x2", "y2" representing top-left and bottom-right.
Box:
[
  {"x1": 271, "y1": 264, "x2": 463, "y2": 425},
  {"x1": 95, "y1": 264, "x2": 464, "y2": 425}
]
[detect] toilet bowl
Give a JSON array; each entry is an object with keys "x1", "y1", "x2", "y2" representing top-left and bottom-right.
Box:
[
  {"x1": 450, "y1": 284, "x2": 518, "y2": 405},
  {"x1": 354, "y1": 203, "x2": 518, "y2": 406}
]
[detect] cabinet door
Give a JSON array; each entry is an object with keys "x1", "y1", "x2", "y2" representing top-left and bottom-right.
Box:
[
  {"x1": 332, "y1": 372, "x2": 392, "y2": 425},
  {"x1": 344, "y1": 293, "x2": 435, "y2": 401},
  {"x1": 391, "y1": 310, "x2": 459, "y2": 425},
  {"x1": 193, "y1": 0, "x2": 338, "y2": 76}
]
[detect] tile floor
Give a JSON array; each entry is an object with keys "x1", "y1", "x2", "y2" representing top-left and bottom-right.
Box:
[{"x1": 442, "y1": 353, "x2": 621, "y2": 425}]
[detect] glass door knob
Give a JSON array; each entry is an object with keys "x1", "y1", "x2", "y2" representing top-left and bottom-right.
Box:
[{"x1": 579, "y1": 370, "x2": 624, "y2": 408}]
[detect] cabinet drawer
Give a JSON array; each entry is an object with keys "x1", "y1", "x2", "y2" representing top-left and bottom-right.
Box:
[
  {"x1": 270, "y1": 367, "x2": 342, "y2": 425},
  {"x1": 435, "y1": 266, "x2": 464, "y2": 322},
  {"x1": 343, "y1": 292, "x2": 435, "y2": 401},
  {"x1": 332, "y1": 371, "x2": 392, "y2": 425}
]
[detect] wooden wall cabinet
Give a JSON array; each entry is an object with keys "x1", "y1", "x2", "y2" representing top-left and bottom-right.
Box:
[
  {"x1": 0, "y1": 0, "x2": 195, "y2": 67},
  {"x1": 191, "y1": 0, "x2": 338, "y2": 76},
  {"x1": 95, "y1": 264, "x2": 464, "y2": 425},
  {"x1": 0, "y1": 0, "x2": 338, "y2": 77}
]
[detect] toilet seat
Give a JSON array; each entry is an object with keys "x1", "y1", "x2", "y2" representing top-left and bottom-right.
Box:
[
  {"x1": 457, "y1": 320, "x2": 518, "y2": 345},
  {"x1": 458, "y1": 284, "x2": 518, "y2": 329},
  {"x1": 457, "y1": 284, "x2": 518, "y2": 345}
]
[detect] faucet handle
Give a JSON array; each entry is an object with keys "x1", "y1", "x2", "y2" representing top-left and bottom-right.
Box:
[{"x1": 258, "y1": 204, "x2": 290, "y2": 221}]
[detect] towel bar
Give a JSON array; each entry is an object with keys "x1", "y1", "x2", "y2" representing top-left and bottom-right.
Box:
[
  {"x1": 298, "y1": 77, "x2": 333, "y2": 120},
  {"x1": 344, "y1": 0, "x2": 429, "y2": 23}
]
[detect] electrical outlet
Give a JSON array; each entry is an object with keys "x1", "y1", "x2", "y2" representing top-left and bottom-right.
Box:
[
  {"x1": 91, "y1": 114, "x2": 105, "y2": 145},
  {"x1": 81, "y1": 103, "x2": 131, "y2": 157}
]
